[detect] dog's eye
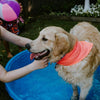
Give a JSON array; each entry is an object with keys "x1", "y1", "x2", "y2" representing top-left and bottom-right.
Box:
[{"x1": 42, "y1": 37, "x2": 48, "y2": 41}]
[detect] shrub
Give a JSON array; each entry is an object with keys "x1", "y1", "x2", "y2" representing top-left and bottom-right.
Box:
[{"x1": 70, "y1": 3, "x2": 100, "y2": 17}]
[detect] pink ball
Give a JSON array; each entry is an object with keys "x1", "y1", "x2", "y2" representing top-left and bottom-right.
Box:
[{"x1": 0, "y1": 0, "x2": 20, "y2": 21}]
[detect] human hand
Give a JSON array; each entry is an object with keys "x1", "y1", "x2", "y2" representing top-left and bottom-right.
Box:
[
  {"x1": 32, "y1": 57, "x2": 48, "y2": 70},
  {"x1": 19, "y1": 3, "x2": 23, "y2": 13},
  {"x1": 15, "y1": 0, "x2": 23, "y2": 13}
]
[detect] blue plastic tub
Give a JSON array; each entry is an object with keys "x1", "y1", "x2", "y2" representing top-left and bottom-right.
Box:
[{"x1": 5, "y1": 50, "x2": 100, "y2": 100}]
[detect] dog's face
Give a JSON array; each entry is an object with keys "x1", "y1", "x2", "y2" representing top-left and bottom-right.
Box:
[{"x1": 27, "y1": 26, "x2": 74, "y2": 62}]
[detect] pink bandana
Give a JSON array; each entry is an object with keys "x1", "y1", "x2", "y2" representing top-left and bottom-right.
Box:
[{"x1": 57, "y1": 41, "x2": 93, "y2": 66}]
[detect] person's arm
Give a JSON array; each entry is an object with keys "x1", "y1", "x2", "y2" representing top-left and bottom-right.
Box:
[
  {"x1": 0, "y1": 26, "x2": 32, "y2": 47},
  {"x1": 0, "y1": 57, "x2": 48, "y2": 83}
]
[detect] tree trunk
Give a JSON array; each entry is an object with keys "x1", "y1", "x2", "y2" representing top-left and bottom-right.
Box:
[{"x1": 83, "y1": 0, "x2": 90, "y2": 12}]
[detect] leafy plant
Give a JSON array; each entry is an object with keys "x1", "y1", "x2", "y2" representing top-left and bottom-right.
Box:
[
  {"x1": 70, "y1": 3, "x2": 100, "y2": 17},
  {"x1": 97, "y1": 0, "x2": 100, "y2": 4}
]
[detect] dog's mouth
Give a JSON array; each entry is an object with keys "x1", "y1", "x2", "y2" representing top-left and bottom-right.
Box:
[{"x1": 30, "y1": 49, "x2": 50, "y2": 60}]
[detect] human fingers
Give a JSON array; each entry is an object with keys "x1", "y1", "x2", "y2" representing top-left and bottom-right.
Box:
[
  {"x1": 19, "y1": 3, "x2": 23, "y2": 12},
  {"x1": 43, "y1": 60, "x2": 48, "y2": 67},
  {"x1": 42, "y1": 56, "x2": 49, "y2": 61}
]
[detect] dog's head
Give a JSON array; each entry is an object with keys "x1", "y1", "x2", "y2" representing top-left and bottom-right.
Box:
[{"x1": 25, "y1": 26, "x2": 76, "y2": 62}]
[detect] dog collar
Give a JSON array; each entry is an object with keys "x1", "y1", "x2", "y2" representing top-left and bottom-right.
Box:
[{"x1": 57, "y1": 41, "x2": 93, "y2": 66}]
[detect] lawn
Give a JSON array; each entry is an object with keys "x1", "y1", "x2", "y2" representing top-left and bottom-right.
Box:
[{"x1": 0, "y1": 17, "x2": 100, "y2": 100}]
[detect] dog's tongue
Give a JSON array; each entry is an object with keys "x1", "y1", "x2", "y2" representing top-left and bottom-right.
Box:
[
  {"x1": 30, "y1": 50, "x2": 48, "y2": 60},
  {"x1": 30, "y1": 53, "x2": 39, "y2": 60}
]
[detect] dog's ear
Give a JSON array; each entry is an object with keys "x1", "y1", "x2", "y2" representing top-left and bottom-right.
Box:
[{"x1": 53, "y1": 33, "x2": 70, "y2": 56}]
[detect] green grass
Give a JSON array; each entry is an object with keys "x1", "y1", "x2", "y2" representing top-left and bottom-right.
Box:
[{"x1": 0, "y1": 18, "x2": 100, "y2": 99}]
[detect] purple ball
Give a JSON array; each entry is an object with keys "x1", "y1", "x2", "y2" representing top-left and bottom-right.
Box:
[{"x1": 0, "y1": 0, "x2": 20, "y2": 21}]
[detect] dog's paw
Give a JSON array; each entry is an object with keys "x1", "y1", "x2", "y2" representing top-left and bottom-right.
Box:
[{"x1": 71, "y1": 96, "x2": 79, "y2": 100}]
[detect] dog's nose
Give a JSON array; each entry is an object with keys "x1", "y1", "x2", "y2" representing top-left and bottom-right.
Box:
[{"x1": 25, "y1": 43, "x2": 31, "y2": 50}]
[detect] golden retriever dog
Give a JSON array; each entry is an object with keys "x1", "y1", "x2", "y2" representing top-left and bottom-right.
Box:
[{"x1": 25, "y1": 22, "x2": 100, "y2": 100}]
